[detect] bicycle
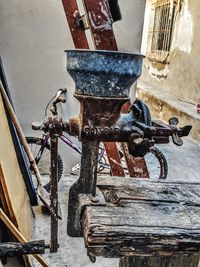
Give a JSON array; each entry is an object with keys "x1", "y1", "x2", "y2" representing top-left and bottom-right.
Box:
[{"x1": 26, "y1": 89, "x2": 168, "y2": 191}]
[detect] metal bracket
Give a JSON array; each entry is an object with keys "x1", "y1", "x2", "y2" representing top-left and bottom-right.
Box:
[
  {"x1": 75, "y1": 13, "x2": 89, "y2": 30},
  {"x1": 77, "y1": 188, "x2": 106, "y2": 234}
]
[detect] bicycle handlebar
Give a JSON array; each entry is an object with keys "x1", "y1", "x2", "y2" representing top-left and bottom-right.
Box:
[
  {"x1": 55, "y1": 88, "x2": 67, "y2": 102},
  {"x1": 50, "y1": 88, "x2": 67, "y2": 115}
]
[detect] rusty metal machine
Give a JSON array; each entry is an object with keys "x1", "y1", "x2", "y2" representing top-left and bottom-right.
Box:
[
  {"x1": 31, "y1": 1, "x2": 200, "y2": 266},
  {"x1": 63, "y1": 49, "x2": 192, "y2": 237},
  {"x1": 30, "y1": 46, "x2": 200, "y2": 267}
]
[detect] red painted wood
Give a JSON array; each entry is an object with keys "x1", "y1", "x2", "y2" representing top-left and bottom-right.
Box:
[
  {"x1": 104, "y1": 143, "x2": 125, "y2": 177},
  {"x1": 62, "y1": 0, "x2": 89, "y2": 49},
  {"x1": 121, "y1": 143, "x2": 149, "y2": 178},
  {"x1": 83, "y1": 0, "x2": 118, "y2": 50}
]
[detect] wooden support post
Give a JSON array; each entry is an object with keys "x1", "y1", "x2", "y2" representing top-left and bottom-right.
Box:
[{"x1": 119, "y1": 256, "x2": 200, "y2": 267}]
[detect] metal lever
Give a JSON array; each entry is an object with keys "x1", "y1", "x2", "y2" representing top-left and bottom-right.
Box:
[
  {"x1": 172, "y1": 132, "x2": 183, "y2": 146},
  {"x1": 169, "y1": 117, "x2": 192, "y2": 146},
  {"x1": 50, "y1": 132, "x2": 59, "y2": 253}
]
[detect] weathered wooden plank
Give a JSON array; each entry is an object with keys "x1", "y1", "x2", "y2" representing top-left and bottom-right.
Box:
[
  {"x1": 82, "y1": 178, "x2": 200, "y2": 258},
  {"x1": 0, "y1": 241, "x2": 46, "y2": 257},
  {"x1": 97, "y1": 177, "x2": 200, "y2": 206},
  {"x1": 83, "y1": 203, "x2": 200, "y2": 257},
  {"x1": 83, "y1": 0, "x2": 118, "y2": 50},
  {"x1": 119, "y1": 255, "x2": 200, "y2": 267},
  {"x1": 0, "y1": 208, "x2": 50, "y2": 267}
]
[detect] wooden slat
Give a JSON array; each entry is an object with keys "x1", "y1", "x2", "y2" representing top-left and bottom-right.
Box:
[
  {"x1": 83, "y1": 0, "x2": 118, "y2": 50},
  {"x1": 120, "y1": 143, "x2": 149, "y2": 178},
  {"x1": 103, "y1": 142, "x2": 125, "y2": 177},
  {"x1": 62, "y1": 0, "x2": 89, "y2": 49},
  {"x1": 97, "y1": 176, "x2": 200, "y2": 205},
  {"x1": 83, "y1": 178, "x2": 200, "y2": 257}
]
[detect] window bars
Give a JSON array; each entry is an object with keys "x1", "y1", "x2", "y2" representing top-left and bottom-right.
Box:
[{"x1": 151, "y1": 0, "x2": 176, "y2": 53}]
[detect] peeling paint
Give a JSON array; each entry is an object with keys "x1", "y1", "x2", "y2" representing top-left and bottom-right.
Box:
[
  {"x1": 173, "y1": 0, "x2": 193, "y2": 54},
  {"x1": 88, "y1": 11, "x2": 112, "y2": 31},
  {"x1": 87, "y1": 1, "x2": 112, "y2": 32},
  {"x1": 141, "y1": 0, "x2": 199, "y2": 104}
]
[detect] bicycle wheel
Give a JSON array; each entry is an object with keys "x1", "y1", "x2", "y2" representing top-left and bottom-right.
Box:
[
  {"x1": 144, "y1": 146, "x2": 168, "y2": 180},
  {"x1": 26, "y1": 137, "x2": 64, "y2": 191}
]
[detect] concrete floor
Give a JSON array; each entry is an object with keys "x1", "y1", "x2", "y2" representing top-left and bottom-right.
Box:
[
  {"x1": 157, "y1": 138, "x2": 200, "y2": 182},
  {"x1": 7, "y1": 137, "x2": 200, "y2": 267},
  {"x1": 32, "y1": 176, "x2": 119, "y2": 267}
]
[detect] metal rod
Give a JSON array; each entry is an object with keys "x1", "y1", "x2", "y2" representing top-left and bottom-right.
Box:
[
  {"x1": 80, "y1": 140, "x2": 99, "y2": 196},
  {"x1": 50, "y1": 134, "x2": 59, "y2": 253}
]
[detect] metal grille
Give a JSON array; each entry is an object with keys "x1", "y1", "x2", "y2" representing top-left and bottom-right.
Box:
[{"x1": 151, "y1": 0, "x2": 176, "y2": 53}]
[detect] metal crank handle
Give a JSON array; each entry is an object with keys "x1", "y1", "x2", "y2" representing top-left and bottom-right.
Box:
[{"x1": 171, "y1": 125, "x2": 192, "y2": 146}]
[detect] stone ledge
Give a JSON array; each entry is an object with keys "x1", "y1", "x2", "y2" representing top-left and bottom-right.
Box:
[{"x1": 136, "y1": 80, "x2": 200, "y2": 143}]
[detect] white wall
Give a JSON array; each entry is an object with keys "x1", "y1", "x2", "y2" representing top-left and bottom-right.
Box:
[{"x1": 0, "y1": 0, "x2": 146, "y2": 172}]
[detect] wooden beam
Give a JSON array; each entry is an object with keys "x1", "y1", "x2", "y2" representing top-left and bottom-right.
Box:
[
  {"x1": 83, "y1": 178, "x2": 200, "y2": 258},
  {"x1": 0, "y1": 241, "x2": 46, "y2": 257},
  {"x1": 0, "y1": 208, "x2": 50, "y2": 267},
  {"x1": 119, "y1": 256, "x2": 200, "y2": 267},
  {"x1": 62, "y1": 0, "x2": 89, "y2": 49}
]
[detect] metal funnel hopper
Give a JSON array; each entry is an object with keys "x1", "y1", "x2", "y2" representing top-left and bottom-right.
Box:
[
  {"x1": 65, "y1": 50, "x2": 143, "y2": 137},
  {"x1": 66, "y1": 50, "x2": 143, "y2": 98}
]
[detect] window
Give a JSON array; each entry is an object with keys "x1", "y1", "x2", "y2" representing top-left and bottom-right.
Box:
[{"x1": 149, "y1": 0, "x2": 176, "y2": 60}]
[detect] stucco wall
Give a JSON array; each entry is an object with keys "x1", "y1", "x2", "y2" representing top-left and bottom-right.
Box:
[
  {"x1": 141, "y1": 0, "x2": 200, "y2": 104},
  {"x1": 0, "y1": 0, "x2": 145, "y2": 172}
]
